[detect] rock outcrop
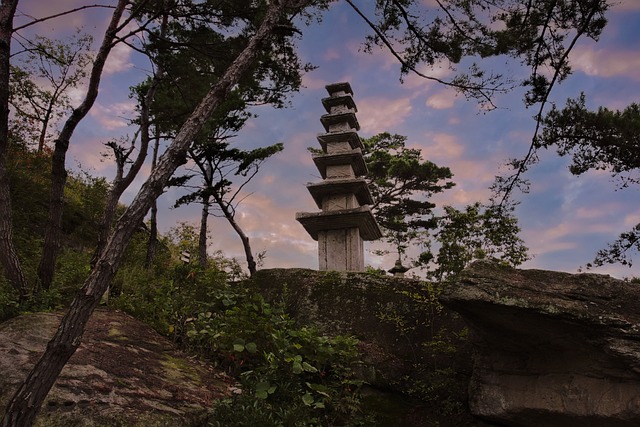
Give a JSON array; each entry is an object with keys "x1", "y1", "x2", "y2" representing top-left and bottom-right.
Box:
[
  {"x1": 440, "y1": 260, "x2": 640, "y2": 427},
  {"x1": 0, "y1": 308, "x2": 232, "y2": 426},
  {"x1": 248, "y1": 268, "x2": 480, "y2": 427}
]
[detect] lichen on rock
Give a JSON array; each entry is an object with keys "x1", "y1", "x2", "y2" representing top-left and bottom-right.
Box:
[{"x1": 0, "y1": 308, "x2": 233, "y2": 426}]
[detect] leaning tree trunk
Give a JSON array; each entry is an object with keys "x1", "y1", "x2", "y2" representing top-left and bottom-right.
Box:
[
  {"x1": 0, "y1": 0, "x2": 28, "y2": 301},
  {"x1": 214, "y1": 193, "x2": 257, "y2": 276},
  {"x1": 144, "y1": 133, "x2": 161, "y2": 269},
  {"x1": 1, "y1": 3, "x2": 293, "y2": 424},
  {"x1": 37, "y1": 0, "x2": 128, "y2": 291},
  {"x1": 94, "y1": 9, "x2": 165, "y2": 268}
]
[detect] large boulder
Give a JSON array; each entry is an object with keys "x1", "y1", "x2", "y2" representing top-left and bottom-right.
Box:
[
  {"x1": 440, "y1": 260, "x2": 640, "y2": 427},
  {"x1": 249, "y1": 268, "x2": 470, "y2": 389},
  {"x1": 0, "y1": 308, "x2": 232, "y2": 426},
  {"x1": 248, "y1": 269, "x2": 482, "y2": 427}
]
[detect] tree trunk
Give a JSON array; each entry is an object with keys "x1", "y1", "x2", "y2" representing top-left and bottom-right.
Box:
[
  {"x1": 91, "y1": 183, "x2": 121, "y2": 267},
  {"x1": 37, "y1": 104, "x2": 52, "y2": 153},
  {"x1": 198, "y1": 195, "x2": 209, "y2": 268},
  {"x1": 232, "y1": 214, "x2": 257, "y2": 276},
  {"x1": 214, "y1": 193, "x2": 257, "y2": 276},
  {"x1": 37, "y1": 0, "x2": 128, "y2": 290},
  {"x1": 2, "y1": 3, "x2": 293, "y2": 424},
  {"x1": 93, "y1": 10, "x2": 165, "y2": 268},
  {"x1": 144, "y1": 134, "x2": 161, "y2": 269},
  {"x1": 0, "y1": 0, "x2": 28, "y2": 301}
]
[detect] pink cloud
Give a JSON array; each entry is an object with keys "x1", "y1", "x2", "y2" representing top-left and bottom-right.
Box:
[
  {"x1": 322, "y1": 47, "x2": 342, "y2": 61},
  {"x1": 613, "y1": 0, "x2": 640, "y2": 11},
  {"x1": 357, "y1": 96, "x2": 412, "y2": 134},
  {"x1": 89, "y1": 101, "x2": 136, "y2": 130},
  {"x1": 103, "y1": 41, "x2": 134, "y2": 75},
  {"x1": 425, "y1": 90, "x2": 458, "y2": 110},
  {"x1": 570, "y1": 46, "x2": 640, "y2": 80}
]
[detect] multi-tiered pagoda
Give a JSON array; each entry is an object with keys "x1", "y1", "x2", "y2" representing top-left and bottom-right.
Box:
[{"x1": 296, "y1": 82, "x2": 382, "y2": 271}]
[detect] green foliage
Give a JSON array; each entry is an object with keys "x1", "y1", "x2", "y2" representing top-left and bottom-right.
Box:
[
  {"x1": 0, "y1": 282, "x2": 20, "y2": 322},
  {"x1": 362, "y1": 132, "x2": 527, "y2": 277},
  {"x1": 0, "y1": 141, "x2": 108, "y2": 309},
  {"x1": 539, "y1": 94, "x2": 640, "y2": 184},
  {"x1": 425, "y1": 202, "x2": 529, "y2": 282},
  {"x1": 9, "y1": 30, "x2": 93, "y2": 151},
  {"x1": 187, "y1": 289, "x2": 369, "y2": 426},
  {"x1": 363, "y1": 132, "x2": 454, "y2": 256},
  {"x1": 110, "y1": 243, "x2": 369, "y2": 426}
]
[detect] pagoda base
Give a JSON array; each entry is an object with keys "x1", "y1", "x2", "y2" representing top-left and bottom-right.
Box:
[{"x1": 318, "y1": 228, "x2": 364, "y2": 271}]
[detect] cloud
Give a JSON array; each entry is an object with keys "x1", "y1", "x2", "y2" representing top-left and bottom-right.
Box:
[
  {"x1": 322, "y1": 47, "x2": 342, "y2": 61},
  {"x1": 623, "y1": 213, "x2": 640, "y2": 228},
  {"x1": 613, "y1": 0, "x2": 640, "y2": 11},
  {"x1": 421, "y1": 132, "x2": 464, "y2": 160},
  {"x1": 357, "y1": 96, "x2": 412, "y2": 134},
  {"x1": 425, "y1": 90, "x2": 458, "y2": 109},
  {"x1": 570, "y1": 46, "x2": 640, "y2": 81},
  {"x1": 103, "y1": 41, "x2": 134, "y2": 75},
  {"x1": 89, "y1": 101, "x2": 136, "y2": 130}
]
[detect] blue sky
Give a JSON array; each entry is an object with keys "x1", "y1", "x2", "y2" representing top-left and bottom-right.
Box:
[{"x1": 15, "y1": 1, "x2": 640, "y2": 278}]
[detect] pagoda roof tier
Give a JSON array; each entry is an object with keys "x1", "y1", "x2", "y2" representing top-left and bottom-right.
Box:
[
  {"x1": 316, "y1": 130, "x2": 364, "y2": 151},
  {"x1": 325, "y1": 82, "x2": 353, "y2": 96},
  {"x1": 306, "y1": 178, "x2": 374, "y2": 209},
  {"x1": 296, "y1": 206, "x2": 383, "y2": 241},
  {"x1": 321, "y1": 94, "x2": 357, "y2": 113},
  {"x1": 320, "y1": 111, "x2": 360, "y2": 132},
  {"x1": 313, "y1": 149, "x2": 368, "y2": 178}
]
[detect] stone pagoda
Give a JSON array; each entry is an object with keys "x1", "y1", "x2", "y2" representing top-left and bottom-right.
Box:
[{"x1": 296, "y1": 82, "x2": 382, "y2": 271}]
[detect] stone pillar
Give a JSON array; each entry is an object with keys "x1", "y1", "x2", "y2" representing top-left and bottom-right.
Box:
[{"x1": 296, "y1": 82, "x2": 382, "y2": 271}]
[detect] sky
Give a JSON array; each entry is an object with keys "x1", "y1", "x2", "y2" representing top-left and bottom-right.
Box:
[{"x1": 13, "y1": 0, "x2": 640, "y2": 279}]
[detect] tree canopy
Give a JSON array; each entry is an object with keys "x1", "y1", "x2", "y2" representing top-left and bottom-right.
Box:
[{"x1": 538, "y1": 94, "x2": 640, "y2": 268}]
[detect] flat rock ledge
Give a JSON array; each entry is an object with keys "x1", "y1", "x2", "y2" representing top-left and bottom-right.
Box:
[
  {"x1": 440, "y1": 260, "x2": 640, "y2": 427},
  {"x1": 0, "y1": 308, "x2": 233, "y2": 426}
]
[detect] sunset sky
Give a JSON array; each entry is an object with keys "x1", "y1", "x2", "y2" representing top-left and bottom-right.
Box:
[{"x1": 14, "y1": 1, "x2": 640, "y2": 279}]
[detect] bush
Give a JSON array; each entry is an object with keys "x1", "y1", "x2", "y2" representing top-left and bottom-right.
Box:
[
  {"x1": 109, "y1": 252, "x2": 370, "y2": 426},
  {"x1": 188, "y1": 291, "x2": 371, "y2": 426}
]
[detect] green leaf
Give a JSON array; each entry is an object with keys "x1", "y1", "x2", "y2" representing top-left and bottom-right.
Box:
[
  {"x1": 301, "y1": 393, "x2": 314, "y2": 406},
  {"x1": 255, "y1": 381, "x2": 276, "y2": 399},
  {"x1": 233, "y1": 343, "x2": 245, "y2": 352},
  {"x1": 245, "y1": 342, "x2": 257, "y2": 353},
  {"x1": 292, "y1": 362, "x2": 303, "y2": 374},
  {"x1": 302, "y1": 361, "x2": 318, "y2": 373}
]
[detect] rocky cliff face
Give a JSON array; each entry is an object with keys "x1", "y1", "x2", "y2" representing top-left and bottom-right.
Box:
[
  {"x1": 440, "y1": 260, "x2": 640, "y2": 427},
  {"x1": 0, "y1": 308, "x2": 233, "y2": 426}
]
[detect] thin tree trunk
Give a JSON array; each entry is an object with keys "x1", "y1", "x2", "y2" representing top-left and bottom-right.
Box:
[
  {"x1": 232, "y1": 214, "x2": 257, "y2": 276},
  {"x1": 37, "y1": 105, "x2": 52, "y2": 153},
  {"x1": 37, "y1": 0, "x2": 128, "y2": 290},
  {"x1": 144, "y1": 133, "x2": 161, "y2": 269},
  {"x1": 214, "y1": 193, "x2": 257, "y2": 276},
  {"x1": 0, "y1": 0, "x2": 28, "y2": 301},
  {"x1": 198, "y1": 195, "x2": 209, "y2": 268},
  {"x1": 91, "y1": 182, "x2": 121, "y2": 267},
  {"x1": 1, "y1": 3, "x2": 291, "y2": 424},
  {"x1": 93, "y1": 9, "x2": 166, "y2": 267}
]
